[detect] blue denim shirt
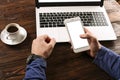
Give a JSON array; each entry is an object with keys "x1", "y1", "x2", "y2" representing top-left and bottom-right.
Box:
[
  {"x1": 94, "y1": 46, "x2": 120, "y2": 80},
  {"x1": 24, "y1": 46, "x2": 120, "y2": 80},
  {"x1": 24, "y1": 58, "x2": 47, "y2": 80}
]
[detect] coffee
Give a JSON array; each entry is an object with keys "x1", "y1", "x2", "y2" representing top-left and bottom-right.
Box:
[{"x1": 7, "y1": 26, "x2": 18, "y2": 33}]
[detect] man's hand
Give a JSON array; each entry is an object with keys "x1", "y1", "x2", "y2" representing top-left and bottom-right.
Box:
[
  {"x1": 31, "y1": 35, "x2": 56, "y2": 59},
  {"x1": 80, "y1": 28, "x2": 102, "y2": 58}
]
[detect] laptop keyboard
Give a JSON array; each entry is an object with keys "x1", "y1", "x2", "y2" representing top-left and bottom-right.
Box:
[{"x1": 39, "y1": 12, "x2": 108, "y2": 28}]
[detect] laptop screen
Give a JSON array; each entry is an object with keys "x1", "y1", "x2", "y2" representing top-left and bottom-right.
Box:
[
  {"x1": 36, "y1": 0, "x2": 103, "y2": 7},
  {"x1": 39, "y1": 0, "x2": 101, "y2": 3}
]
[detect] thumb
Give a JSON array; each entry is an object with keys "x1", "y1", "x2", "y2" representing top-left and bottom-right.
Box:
[
  {"x1": 80, "y1": 34, "x2": 88, "y2": 39},
  {"x1": 80, "y1": 28, "x2": 91, "y2": 39}
]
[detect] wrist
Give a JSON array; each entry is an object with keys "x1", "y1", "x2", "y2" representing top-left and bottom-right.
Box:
[
  {"x1": 91, "y1": 43, "x2": 102, "y2": 58},
  {"x1": 93, "y1": 44, "x2": 102, "y2": 58},
  {"x1": 26, "y1": 54, "x2": 45, "y2": 65},
  {"x1": 31, "y1": 50, "x2": 47, "y2": 59},
  {"x1": 32, "y1": 53, "x2": 47, "y2": 59}
]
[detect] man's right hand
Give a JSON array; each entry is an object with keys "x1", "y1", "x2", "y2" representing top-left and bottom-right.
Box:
[
  {"x1": 80, "y1": 28, "x2": 102, "y2": 58},
  {"x1": 31, "y1": 35, "x2": 56, "y2": 59}
]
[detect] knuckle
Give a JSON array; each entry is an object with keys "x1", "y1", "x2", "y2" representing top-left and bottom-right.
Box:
[{"x1": 47, "y1": 44, "x2": 53, "y2": 49}]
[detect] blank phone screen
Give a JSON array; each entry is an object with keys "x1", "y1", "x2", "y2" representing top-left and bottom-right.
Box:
[{"x1": 67, "y1": 20, "x2": 89, "y2": 49}]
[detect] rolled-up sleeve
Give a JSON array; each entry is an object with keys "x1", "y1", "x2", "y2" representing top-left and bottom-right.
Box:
[
  {"x1": 93, "y1": 46, "x2": 120, "y2": 80},
  {"x1": 23, "y1": 58, "x2": 47, "y2": 80}
]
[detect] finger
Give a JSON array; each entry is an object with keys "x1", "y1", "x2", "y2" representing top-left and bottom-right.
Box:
[
  {"x1": 49, "y1": 38, "x2": 56, "y2": 47},
  {"x1": 36, "y1": 35, "x2": 49, "y2": 41},
  {"x1": 40, "y1": 35, "x2": 51, "y2": 43},
  {"x1": 80, "y1": 34, "x2": 87, "y2": 39},
  {"x1": 80, "y1": 28, "x2": 91, "y2": 39},
  {"x1": 84, "y1": 28, "x2": 91, "y2": 34},
  {"x1": 42, "y1": 35, "x2": 50, "y2": 39},
  {"x1": 45, "y1": 37, "x2": 51, "y2": 43},
  {"x1": 80, "y1": 32, "x2": 93, "y2": 40},
  {"x1": 84, "y1": 28, "x2": 96, "y2": 38},
  {"x1": 80, "y1": 33, "x2": 92, "y2": 39}
]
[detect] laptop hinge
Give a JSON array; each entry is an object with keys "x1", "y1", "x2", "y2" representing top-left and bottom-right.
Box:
[
  {"x1": 35, "y1": 0, "x2": 40, "y2": 8},
  {"x1": 100, "y1": 0, "x2": 104, "y2": 7},
  {"x1": 35, "y1": 0, "x2": 104, "y2": 8}
]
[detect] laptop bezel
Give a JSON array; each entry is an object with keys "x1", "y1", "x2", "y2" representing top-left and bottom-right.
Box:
[{"x1": 35, "y1": 0, "x2": 104, "y2": 8}]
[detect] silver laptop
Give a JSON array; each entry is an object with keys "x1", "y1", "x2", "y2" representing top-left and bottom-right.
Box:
[{"x1": 35, "y1": 0, "x2": 117, "y2": 42}]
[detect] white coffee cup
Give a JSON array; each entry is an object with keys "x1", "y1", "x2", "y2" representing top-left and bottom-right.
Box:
[
  {"x1": 5, "y1": 23, "x2": 21, "y2": 40},
  {"x1": 0, "y1": 23, "x2": 27, "y2": 45}
]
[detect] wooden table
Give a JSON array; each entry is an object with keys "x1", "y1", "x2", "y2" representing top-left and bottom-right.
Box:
[
  {"x1": 0, "y1": 0, "x2": 119, "y2": 80},
  {"x1": 116, "y1": 0, "x2": 120, "y2": 4}
]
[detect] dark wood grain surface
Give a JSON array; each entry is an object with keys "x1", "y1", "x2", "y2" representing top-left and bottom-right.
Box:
[
  {"x1": 116, "y1": 0, "x2": 120, "y2": 4},
  {"x1": 0, "y1": 0, "x2": 119, "y2": 80}
]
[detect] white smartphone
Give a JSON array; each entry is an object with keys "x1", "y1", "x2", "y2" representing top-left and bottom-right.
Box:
[{"x1": 64, "y1": 17, "x2": 89, "y2": 53}]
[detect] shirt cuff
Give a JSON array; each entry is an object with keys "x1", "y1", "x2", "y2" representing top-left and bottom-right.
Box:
[
  {"x1": 29, "y1": 58, "x2": 47, "y2": 68},
  {"x1": 93, "y1": 46, "x2": 109, "y2": 63}
]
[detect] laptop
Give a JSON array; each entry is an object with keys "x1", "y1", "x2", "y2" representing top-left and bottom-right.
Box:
[{"x1": 35, "y1": 0, "x2": 117, "y2": 42}]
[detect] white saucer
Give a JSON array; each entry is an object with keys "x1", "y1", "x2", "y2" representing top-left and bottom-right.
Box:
[{"x1": 0, "y1": 27, "x2": 27, "y2": 45}]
